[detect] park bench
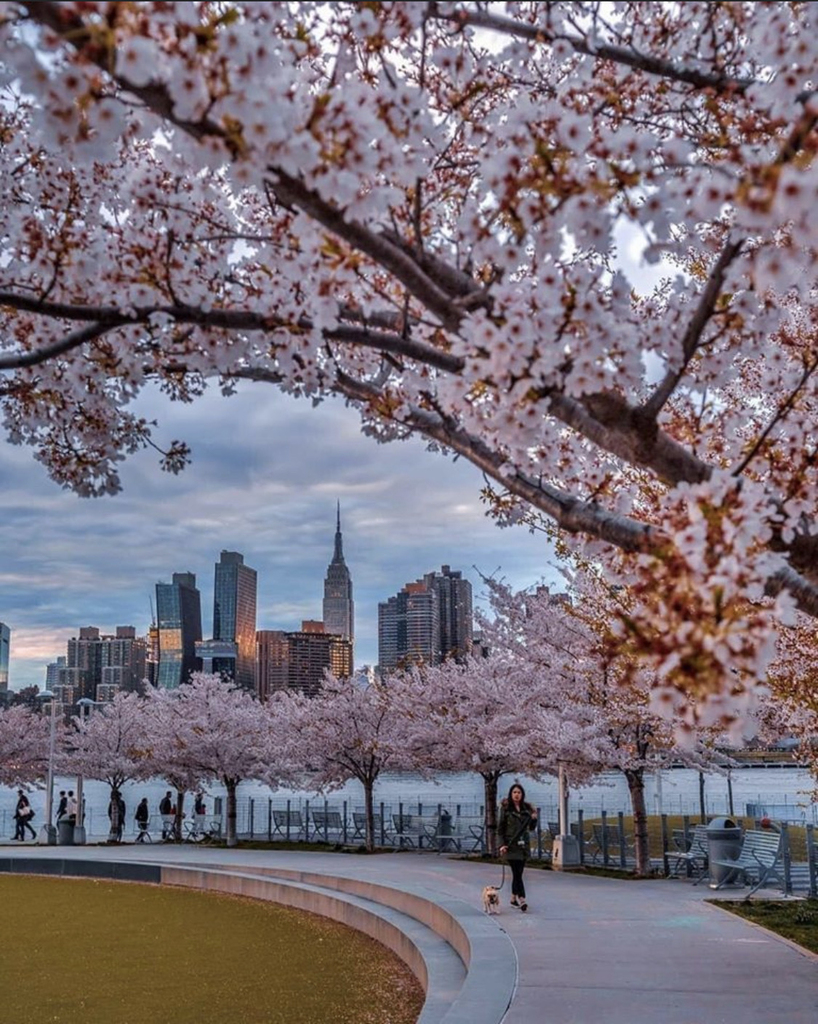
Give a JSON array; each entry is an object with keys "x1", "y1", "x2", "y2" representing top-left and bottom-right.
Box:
[
  {"x1": 421, "y1": 812, "x2": 484, "y2": 853},
  {"x1": 351, "y1": 812, "x2": 395, "y2": 846},
  {"x1": 272, "y1": 809, "x2": 307, "y2": 841},
  {"x1": 310, "y1": 808, "x2": 346, "y2": 844},
  {"x1": 669, "y1": 823, "x2": 710, "y2": 882},
  {"x1": 589, "y1": 823, "x2": 633, "y2": 865},
  {"x1": 710, "y1": 829, "x2": 784, "y2": 896},
  {"x1": 391, "y1": 813, "x2": 439, "y2": 849},
  {"x1": 184, "y1": 815, "x2": 222, "y2": 843}
]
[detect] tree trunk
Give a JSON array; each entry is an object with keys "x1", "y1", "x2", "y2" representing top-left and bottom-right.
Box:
[
  {"x1": 363, "y1": 778, "x2": 376, "y2": 853},
  {"x1": 226, "y1": 781, "x2": 238, "y2": 847},
  {"x1": 174, "y1": 789, "x2": 185, "y2": 842},
  {"x1": 108, "y1": 787, "x2": 120, "y2": 843},
  {"x1": 483, "y1": 773, "x2": 501, "y2": 856},
  {"x1": 624, "y1": 767, "x2": 650, "y2": 877}
]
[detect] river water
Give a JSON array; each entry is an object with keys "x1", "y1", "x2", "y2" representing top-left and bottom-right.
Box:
[{"x1": 2, "y1": 764, "x2": 815, "y2": 838}]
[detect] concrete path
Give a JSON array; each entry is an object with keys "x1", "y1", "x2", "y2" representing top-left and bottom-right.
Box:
[{"x1": 2, "y1": 843, "x2": 816, "y2": 1023}]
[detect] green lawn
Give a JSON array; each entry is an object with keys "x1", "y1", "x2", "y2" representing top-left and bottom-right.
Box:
[
  {"x1": 710, "y1": 898, "x2": 818, "y2": 955},
  {"x1": 2, "y1": 875, "x2": 423, "y2": 1024}
]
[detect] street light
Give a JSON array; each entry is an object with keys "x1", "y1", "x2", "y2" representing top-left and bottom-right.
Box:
[
  {"x1": 552, "y1": 763, "x2": 581, "y2": 870},
  {"x1": 73, "y1": 697, "x2": 102, "y2": 845},
  {"x1": 37, "y1": 690, "x2": 58, "y2": 846}
]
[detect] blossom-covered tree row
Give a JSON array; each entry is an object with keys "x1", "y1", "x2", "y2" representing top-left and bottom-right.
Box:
[{"x1": 1, "y1": 3, "x2": 818, "y2": 724}]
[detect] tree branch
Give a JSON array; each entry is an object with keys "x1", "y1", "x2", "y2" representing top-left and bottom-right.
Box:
[
  {"x1": 432, "y1": 6, "x2": 756, "y2": 94},
  {"x1": 641, "y1": 237, "x2": 744, "y2": 420}
]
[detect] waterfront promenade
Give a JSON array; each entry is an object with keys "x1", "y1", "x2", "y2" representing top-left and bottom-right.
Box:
[{"x1": 2, "y1": 842, "x2": 816, "y2": 1024}]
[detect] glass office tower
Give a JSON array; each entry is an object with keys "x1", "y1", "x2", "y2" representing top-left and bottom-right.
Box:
[
  {"x1": 213, "y1": 551, "x2": 257, "y2": 691},
  {"x1": 156, "y1": 572, "x2": 202, "y2": 689}
]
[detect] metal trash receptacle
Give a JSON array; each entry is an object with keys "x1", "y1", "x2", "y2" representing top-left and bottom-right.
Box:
[
  {"x1": 707, "y1": 816, "x2": 742, "y2": 887},
  {"x1": 57, "y1": 818, "x2": 74, "y2": 845}
]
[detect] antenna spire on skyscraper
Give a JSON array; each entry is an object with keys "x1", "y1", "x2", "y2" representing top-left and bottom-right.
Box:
[{"x1": 333, "y1": 501, "x2": 344, "y2": 562}]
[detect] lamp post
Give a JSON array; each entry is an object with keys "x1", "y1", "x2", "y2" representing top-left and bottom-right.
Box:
[
  {"x1": 74, "y1": 697, "x2": 100, "y2": 845},
  {"x1": 37, "y1": 690, "x2": 58, "y2": 845},
  {"x1": 552, "y1": 762, "x2": 581, "y2": 870}
]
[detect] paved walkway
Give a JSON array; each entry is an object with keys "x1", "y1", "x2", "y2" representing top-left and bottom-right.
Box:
[{"x1": 2, "y1": 843, "x2": 817, "y2": 1023}]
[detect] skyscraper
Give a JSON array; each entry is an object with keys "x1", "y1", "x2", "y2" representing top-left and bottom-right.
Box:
[
  {"x1": 433, "y1": 565, "x2": 474, "y2": 663},
  {"x1": 213, "y1": 550, "x2": 257, "y2": 691},
  {"x1": 256, "y1": 623, "x2": 353, "y2": 700},
  {"x1": 0, "y1": 622, "x2": 9, "y2": 691},
  {"x1": 322, "y1": 503, "x2": 354, "y2": 652},
  {"x1": 378, "y1": 566, "x2": 473, "y2": 671},
  {"x1": 62, "y1": 625, "x2": 148, "y2": 702},
  {"x1": 156, "y1": 572, "x2": 202, "y2": 689}
]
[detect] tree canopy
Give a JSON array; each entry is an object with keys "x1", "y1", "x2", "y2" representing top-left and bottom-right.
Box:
[{"x1": 2, "y1": 3, "x2": 818, "y2": 720}]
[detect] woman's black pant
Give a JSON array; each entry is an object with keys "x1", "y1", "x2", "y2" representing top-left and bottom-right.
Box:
[{"x1": 509, "y1": 858, "x2": 527, "y2": 899}]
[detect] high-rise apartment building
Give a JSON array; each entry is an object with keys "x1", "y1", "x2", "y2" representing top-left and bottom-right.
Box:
[
  {"x1": 378, "y1": 566, "x2": 473, "y2": 671},
  {"x1": 256, "y1": 623, "x2": 352, "y2": 699},
  {"x1": 322, "y1": 504, "x2": 354, "y2": 653},
  {"x1": 156, "y1": 572, "x2": 202, "y2": 689},
  {"x1": 45, "y1": 655, "x2": 66, "y2": 690},
  {"x1": 256, "y1": 630, "x2": 290, "y2": 701},
  {"x1": 434, "y1": 565, "x2": 473, "y2": 663},
  {"x1": 213, "y1": 551, "x2": 257, "y2": 691},
  {"x1": 0, "y1": 622, "x2": 9, "y2": 691},
  {"x1": 63, "y1": 625, "x2": 148, "y2": 702}
]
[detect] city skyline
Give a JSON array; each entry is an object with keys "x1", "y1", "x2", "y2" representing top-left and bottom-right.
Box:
[{"x1": 0, "y1": 385, "x2": 560, "y2": 690}]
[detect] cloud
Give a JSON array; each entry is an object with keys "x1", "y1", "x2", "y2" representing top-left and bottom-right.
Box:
[{"x1": 1, "y1": 383, "x2": 558, "y2": 688}]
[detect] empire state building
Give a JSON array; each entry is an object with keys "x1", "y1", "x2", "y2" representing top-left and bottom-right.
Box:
[{"x1": 323, "y1": 503, "x2": 355, "y2": 652}]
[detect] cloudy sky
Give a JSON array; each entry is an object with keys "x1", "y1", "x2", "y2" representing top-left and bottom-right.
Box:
[{"x1": 1, "y1": 381, "x2": 558, "y2": 690}]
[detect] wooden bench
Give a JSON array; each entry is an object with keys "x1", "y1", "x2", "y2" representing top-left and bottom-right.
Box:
[
  {"x1": 710, "y1": 829, "x2": 784, "y2": 895},
  {"x1": 590, "y1": 823, "x2": 633, "y2": 864},
  {"x1": 391, "y1": 813, "x2": 438, "y2": 849},
  {"x1": 351, "y1": 812, "x2": 394, "y2": 846},
  {"x1": 272, "y1": 809, "x2": 306, "y2": 841},
  {"x1": 670, "y1": 823, "x2": 709, "y2": 882},
  {"x1": 424, "y1": 813, "x2": 484, "y2": 853},
  {"x1": 310, "y1": 808, "x2": 346, "y2": 843}
]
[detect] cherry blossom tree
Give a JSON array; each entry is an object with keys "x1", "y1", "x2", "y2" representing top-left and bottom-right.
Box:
[
  {"x1": 156, "y1": 673, "x2": 271, "y2": 847},
  {"x1": 62, "y1": 691, "x2": 152, "y2": 839},
  {"x1": 407, "y1": 655, "x2": 559, "y2": 856},
  {"x1": 280, "y1": 674, "x2": 415, "y2": 852},
  {"x1": 2, "y1": 4, "x2": 818, "y2": 724},
  {"x1": 481, "y1": 574, "x2": 728, "y2": 875},
  {"x1": 766, "y1": 614, "x2": 818, "y2": 788},
  {"x1": 0, "y1": 705, "x2": 51, "y2": 787},
  {"x1": 140, "y1": 685, "x2": 212, "y2": 840}
]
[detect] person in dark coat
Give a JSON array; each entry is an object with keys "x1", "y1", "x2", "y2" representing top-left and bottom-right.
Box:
[
  {"x1": 14, "y1": 790, "x2": 36, "y2": 840},
  {"x1": 108, "y1": 791, "x2": 126, "y2": 841},
  {"x1": 498, "y1": 782, "x2": 538, "y2": 912},
  {"x1": 159, "y1": 790, "x2": 174, "y2": 839},
  {"x1": 135, "y1": 798, "x2": 150, "y2": 842},
  {"x1": 55, "y1": 791, "x2": 68, "y2": 821}
]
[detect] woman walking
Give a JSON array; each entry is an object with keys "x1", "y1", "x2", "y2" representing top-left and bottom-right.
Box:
[
  {"x1": 14, "y1": 790, "x2": 36, "y2": 841},
  {"x1": 498, "y1": 782, "x2": 538, "y2": 912}
]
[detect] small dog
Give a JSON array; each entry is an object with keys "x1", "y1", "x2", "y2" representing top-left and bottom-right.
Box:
[{"x1": 482, "y1": 885, "x2": 500, "y2": 914}]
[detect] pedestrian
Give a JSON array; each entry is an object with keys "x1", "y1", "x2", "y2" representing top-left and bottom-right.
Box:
[
  {"x1": 194, "y1": 792, "x2": 206, "y2": 817},
  {"x1": 55, "y1": 791, "x2": 67, "y2": 821},
  {"x1": 135, "y1": 797, "x2": 150, "y2": 842},
  {"x1": 13, "y1": 790, "x2": 36, "y2": 841},
  {"x1": 65, "y1": 790, "x2": 78, "y2": 825},
  {"x1": 159, "y1": 790, "x2": 174, "y2": 839},
  {"x1": 108, "y1": 790, "x2": 126, "y2": 842},
  {"x1": 498, "y1": 782, "x2": 538, "y2": 912}
]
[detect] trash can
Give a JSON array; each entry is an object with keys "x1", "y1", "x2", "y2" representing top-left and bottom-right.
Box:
[
  {"x1": 706, "y1": 816, "x2": 742, "y2": 888},
  {"x1": 57, "y1": 818, "x2": 74, "y2": 846}
]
